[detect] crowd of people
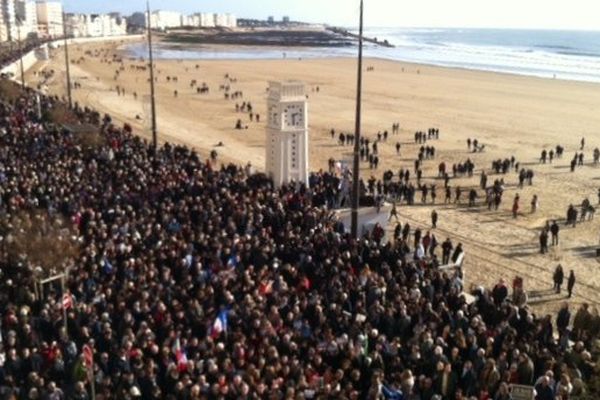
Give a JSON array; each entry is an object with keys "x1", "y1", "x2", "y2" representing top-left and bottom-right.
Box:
[
  {"x1": 0, "y1": 83, "x2": 596, "y2": 400},
  {"x1": 0, "y1": 43, "x2": 598, "y2": 400}
]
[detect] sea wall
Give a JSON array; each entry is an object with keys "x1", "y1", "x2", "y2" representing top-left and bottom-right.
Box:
[
  {"x1": 1, "y1": 50, "x2": 40, "y2": 78},
  {"x1": 1, "y1": 34, "x2": 144, "y2": 82}
]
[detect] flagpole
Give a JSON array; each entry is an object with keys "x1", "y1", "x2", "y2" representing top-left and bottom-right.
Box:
[
  {"x1": 90, "y1": 363, "x2": 96, "y2": 400},
  {"x1": 223, "y1": 310, "x2": 228, "y2": 339},
  {"x1": 90, "y1": 354, "x2": 96, "y2": 400},
  {"x1": 16, "y1": 18, "x2": 25, "y2": 90},
  {"x1": 62, "y1": 12, "x2": 72, "y2": 108},
  {"x1": 83, "y1": 340, "x2": 96, "y2": 400},
  {"x1": 351, "y1": 0, "x2": 364, "y2": 238},
  {"x1": 61, "y1": 274, "x2": 68, "y2": 334},
  {"x1": 146, "y1": 1, "x2": 158, "y2": 152}
]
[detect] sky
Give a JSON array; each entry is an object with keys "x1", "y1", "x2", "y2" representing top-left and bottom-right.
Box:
[{"x1": 63, "y1": 0, "x2": 600, "y2": 31}]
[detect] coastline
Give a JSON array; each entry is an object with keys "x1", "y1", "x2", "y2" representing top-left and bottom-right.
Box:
[
  {"x1": 134, "y1": 26, "x2": 600, "y2": 83},
  {"x1": 123, "y1": 40, "x2": 600, "y2": 86},
  {"x1": 123, "y1": 38, "x2": 600, "y2": 84}
]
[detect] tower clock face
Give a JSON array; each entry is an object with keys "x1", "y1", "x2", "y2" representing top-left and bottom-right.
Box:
[{"x1": 283, "y1": 103, "x2": 304, "y2": 128}]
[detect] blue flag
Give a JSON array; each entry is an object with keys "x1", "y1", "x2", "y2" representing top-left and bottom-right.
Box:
[
  {"x1": 226, "y1": 254, "x2": 238, "y2": 269},
  {"x1": 102, "y1": 257, "x2": 114, "y2": 274}
]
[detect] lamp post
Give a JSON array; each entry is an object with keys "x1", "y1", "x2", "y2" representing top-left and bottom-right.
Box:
[
  {"x1": 62, "y1": 12, "x2": 73, "y2": 108},
  {"x1": 351, "y1": 0, "x2": 364, "y2": 238},
  {"x1": 146, "y1": 1, "x2": 158, "y2": 152},
  {"x1": 16, "y1": 18, "x2": 25, "y2": 90}
]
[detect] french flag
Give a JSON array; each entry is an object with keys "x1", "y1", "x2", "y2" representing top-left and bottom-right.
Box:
[
  {"x1": 62, "y1": 293, "x2": 73, "y2": 310},
  {"x1": 211, "y1": 310, "x2": 229, "y2": 338},
  {"x1": 173, "y1": 338, "x2": 188, "y2": 372},
  {"x1": 259, "y1": 280, "x2": 273, "y2": 296}
]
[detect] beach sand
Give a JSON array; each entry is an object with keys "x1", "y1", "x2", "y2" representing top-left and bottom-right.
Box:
[{"x1": 30, "y1": 39, "x2": 600, "y2": 313}]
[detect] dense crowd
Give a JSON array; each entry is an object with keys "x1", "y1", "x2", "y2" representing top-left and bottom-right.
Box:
[{"x1": 0, "y1": 55, "x2": 598, "y2": 400}]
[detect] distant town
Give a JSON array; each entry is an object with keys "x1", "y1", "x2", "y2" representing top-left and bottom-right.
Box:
[{"x1": 0, "y1": 0, "x2": 303, "y2": 43}]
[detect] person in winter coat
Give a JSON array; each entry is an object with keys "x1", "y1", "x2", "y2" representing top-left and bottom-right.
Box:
[{"x1": 553, "y1": 264, "x2": 564, "y2": 294}]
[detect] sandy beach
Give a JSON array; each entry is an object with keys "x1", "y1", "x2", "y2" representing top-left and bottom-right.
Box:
[{"x1": 30, "y1": 39, "x2": 600, "y2": 313}]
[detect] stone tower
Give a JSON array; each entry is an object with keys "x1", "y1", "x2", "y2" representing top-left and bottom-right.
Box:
[{"x1": 265, "y1": 81, "x2": 309, "y2": 187}]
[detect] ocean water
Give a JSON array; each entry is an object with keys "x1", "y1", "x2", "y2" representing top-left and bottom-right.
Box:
[
  {"x1": 364, "y1": 28, "x2": 600, "y2": 83},
  {"x1": 126, "y1": 28, "x2": 600, "y2": 83}
]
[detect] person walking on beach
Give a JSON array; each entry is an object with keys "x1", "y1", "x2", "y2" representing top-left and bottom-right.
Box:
[
  {"x1": 480, "y1": 171, "x2": 487, "y2": 189},
  {"x1": 431, "y1": 210, "x2": 438, "y2": 228},
  {"x1": 553, "y1": 264, "x2": 564, "y2": 294},
  {"x1": 455, "y1": 186, "x2": 462, "y2": 204},
  {"x1": 375, "y1": 194, "x2": 383, "y2": 214},
  {"x1": 512, "y1": 194, "x2": 520, "y2": 218},
  {"x1": 388, "y1": 202, "x2": 399, "y2": 222},
  {"x1": 445, "y1": 186, "x2": 452, "y2": 204},
  {"x1": 468, "y1": 189, "x2": 477, "y2": 207},
  {"x1": 531, "y1": 194, "x2": 538, "y2": 213},
  {"x1": 394, "y1": 223, "x2": 402, "y2": 241},
  {"x1": 566, "y1": 204, "x2": 577, "y2": 227},
  {"x1": 414, "y1": 228, "x2": 422, "y2": 249},
  {"x1": 556, "y1": 302, "x2": 571, "y2": 343},
  {"x1": 442, "y1": 238, "x2": 453, "y2": 264},
  {"x1": 567, "y1": 270, "x2": 576, "y2": 298},
  {"x1": 539, "y1": 228, "x2": 549, "y2": 254},
  {"x1": 581, "y1": 137, "x2": 585, "y2": 150},
  {"x1": 402, "y1": 223, "x2": 411, "y2": 241},
  {"x1": 550, "y1": 220, "x2": 560, "y2": 246}
]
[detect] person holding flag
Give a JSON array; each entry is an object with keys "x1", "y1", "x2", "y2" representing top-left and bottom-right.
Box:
[
  {"x1": 101, "y1": 256, "x2": 114, "y2": 275},
  {"x1": 172, "y1": 338, "x2": 188, "y2": 372},
  {"x1": 62, "y1": 292, "x2": 73, "y2": 310},
  {"x1": 226, "y1": 252, "x2": 239, "y2": 269},
  {"x1": 211, "y1": 309, "x2": 229, "y2": 338}
]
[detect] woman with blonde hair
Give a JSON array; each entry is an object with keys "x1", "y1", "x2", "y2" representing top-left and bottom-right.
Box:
[
  {"x1": 555, "y1": 373, "x2": 572, "y2": 398},
  {"x1": 494, "y1": 382, "x2": 513, "y2": 400}
]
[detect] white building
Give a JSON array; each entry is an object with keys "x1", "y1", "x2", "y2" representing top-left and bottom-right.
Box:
[
  {"x1": 225, "y1": 13, "x2": 236, "y2": 28},
  {"x1": 66, "y1": 13, "x2": 126, "y2": 38},
  {"x1": 0, "y1": 0, "x2": 17, "y2": 41},
  {"x1": 182, "y1": 14, "x2": 198, "y2": 27},
  {"x1": 199, "y1": 12, "x2": 214, "y2": 27},
  {"x1": 147, "y1": 10, "x2": 181, "y2": 30},
  {"x1": 16, "y1": 0, "x2": 38, "y2": 37},
  {"x1": 213, "y1": 13, "x2": 236, "y2": 28},
  {"x1": 142, "y1": 10, "x2": 236, "y2": 30},
  {"x1": 266, "y1": 81, "x2": 309, "y2": 187},
  {"x1": 36, "y1": 0, "x2": 62, "y2": 38},
  {"x1": 65, "y1": 13, "x2": 85, "y2": 37},
  {"x1": 0, "y1": 0, "x2": 35, "y2": 41}
]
